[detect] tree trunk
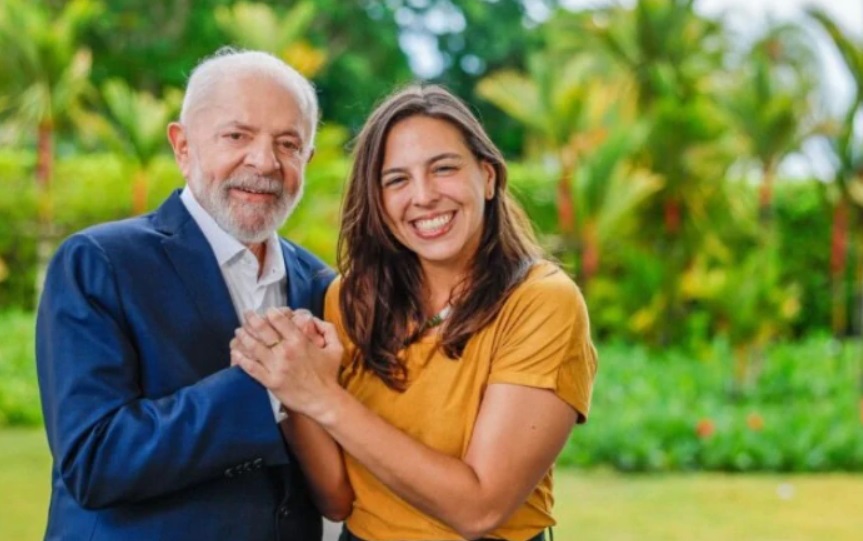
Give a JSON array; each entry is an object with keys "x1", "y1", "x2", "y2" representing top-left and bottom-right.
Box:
[
  {"x1": 35, "y1": 120, "x2": 55, "y2": 305},
  {"x1": 557, "y1": 164, "x2": 575, "y2": 238},
  {"x1": 132, "y1": 168, "x2": 149, "y2": 215},
  {"x1": 663, "y1": 197, "x2": 681, "y2": 235},
  {"x1": 856, "y1": 224, "x2": 863, "y2": 338},
  {"x1": 759, "y1": 161, "x2": 776, "y2": 224},
  {"x1": 580, "y1": 221, "x2": 600, "y2": 289},
  {"x1": 830, "y1": 198, "x2": 849, "y2": 336},
  {"x1": 660, "y1": 196, "x2": 683, "y2": 345},
  {"x1": 36, "y1": 120, "x2": 54, "y2": 222}
]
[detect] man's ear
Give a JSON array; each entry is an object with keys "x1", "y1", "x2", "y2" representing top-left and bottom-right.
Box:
[{"x1": 167, "y1": 122, "x2": 191, "y2": 177}]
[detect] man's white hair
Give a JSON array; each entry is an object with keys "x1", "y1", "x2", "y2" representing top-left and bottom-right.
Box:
[{"x1": 180, "y1": 46, "x2": 319, "y2": 146}]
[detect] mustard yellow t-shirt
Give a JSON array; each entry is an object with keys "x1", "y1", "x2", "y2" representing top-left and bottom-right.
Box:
[{"x1": 324, "y1": 261, "x2": 598, "y2": 541}]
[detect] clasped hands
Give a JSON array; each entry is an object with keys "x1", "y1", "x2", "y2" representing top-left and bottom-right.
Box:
[{"x1": 230, "y1": 307, "x2": 344, "y2": 420}]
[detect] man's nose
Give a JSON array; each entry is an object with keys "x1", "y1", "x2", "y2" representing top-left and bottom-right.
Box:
[{"x1": 244, "y1": 138, "x2": 281, "y2": 175}]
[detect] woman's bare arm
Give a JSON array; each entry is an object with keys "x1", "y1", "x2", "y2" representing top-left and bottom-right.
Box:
[
  {"x1": 279, "y1": 412, "x2": 354, "y2": 521},
  {"x1": 235, "y1": 309, "x2": 578, "y2": 540}
]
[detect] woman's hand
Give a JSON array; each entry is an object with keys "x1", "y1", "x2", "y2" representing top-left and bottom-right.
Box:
[
  {"x1": 230, "y1": 308, "x2": 345, "y2": 421},
  {"x1": 230, "y1": 308, "x2": 324, "y2": 365}
]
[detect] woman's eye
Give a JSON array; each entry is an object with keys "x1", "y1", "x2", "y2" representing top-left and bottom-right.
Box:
[
  {"x1": 434, "y1": 164, "x2": 457, "y2": 174},
  {"x1": 382, "y1": 176, "x2": 406, "y2": 188}
]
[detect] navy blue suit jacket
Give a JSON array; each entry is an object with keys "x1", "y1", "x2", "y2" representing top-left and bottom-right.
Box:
[{"x1": 36, "y1": 190, "x2": 335, "y2": 540}]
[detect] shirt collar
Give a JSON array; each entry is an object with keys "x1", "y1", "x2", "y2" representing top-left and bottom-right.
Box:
[{"x1": 180, "y1": 186, "x2": 286, "y2": 283}]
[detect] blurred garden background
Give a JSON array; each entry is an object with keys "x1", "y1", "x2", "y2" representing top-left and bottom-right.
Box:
[{"x1": 1, "y1": 0, "x2": 863, "y2": 539}]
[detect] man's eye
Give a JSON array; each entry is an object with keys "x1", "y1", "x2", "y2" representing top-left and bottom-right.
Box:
[{"x1": 225, "y1": 132, "x2": 244, "y2": 141}]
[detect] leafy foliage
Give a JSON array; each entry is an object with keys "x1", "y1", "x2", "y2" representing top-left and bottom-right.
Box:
[
  {"x1": 0, "y1": 310, "x2": 40, "y2": 426},
  {"x1": 0, "y1": 0, "x2": 860, "y2": 352},
  {"x1": 0, "y1": 0, "x2": 100, "y2": 139},
  {"x1": 80, "y1": 0, "x2": 414, "y2": 132},
  {"x1": 561, "y1": 337, "x2": 863, "y2": 472}
]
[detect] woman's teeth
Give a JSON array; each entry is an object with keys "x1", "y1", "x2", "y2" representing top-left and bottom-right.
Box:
[{"x1": 414, "y1": 213, "x2": 452, "y2": 232}]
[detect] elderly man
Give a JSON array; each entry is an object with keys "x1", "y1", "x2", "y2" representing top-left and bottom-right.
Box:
[{"x1": 36, "y1": 48, "x2": 339, "y2": 540}]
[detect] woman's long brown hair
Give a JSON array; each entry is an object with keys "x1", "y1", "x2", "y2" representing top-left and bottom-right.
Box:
[{"x1": 338, "y1": 84, "x2": 543, "y2": 390}]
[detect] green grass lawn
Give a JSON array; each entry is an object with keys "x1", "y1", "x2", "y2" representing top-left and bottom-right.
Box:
[
  {"x1": 0, "y1": 429, "x2": 52, "y2": 541},
  {"x1": 2, "y1": 428, "x2": 862, "y2": 540},
  {"x1": 553, "y1": 468, "x2": 863, "y2": 540}
]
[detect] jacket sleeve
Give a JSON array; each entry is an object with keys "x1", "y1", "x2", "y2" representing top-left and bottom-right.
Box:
[{"x1": 36, "y1": 234, "x2": 290, "y2": 510}]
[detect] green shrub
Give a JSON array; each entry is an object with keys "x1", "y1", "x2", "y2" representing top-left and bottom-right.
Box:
[
  {"x1": 0, "y1": 150, "x2": 39, "y2": 309},
  {"x1": 773, "y1": 181, "x2": 833, "y2": 336},
  {"x1": 0, "y1": 310, "x2": 40, "y2": 426},
  {"x1": 562, "y1": 335, "x2": 863, "y2": 472}
]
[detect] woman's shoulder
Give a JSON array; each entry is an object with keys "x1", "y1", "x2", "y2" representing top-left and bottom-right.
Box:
[
  {"x1": 510, "y1": 260, "x2": 584, "y2": 304},
  {"x1": 493, "y1": 260, "x2": 589, "y2": 328}
]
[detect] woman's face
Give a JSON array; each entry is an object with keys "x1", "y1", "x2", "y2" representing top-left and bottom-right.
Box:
[{"x1": 379, "y1": 115, "x2": 495, "y2": 276}]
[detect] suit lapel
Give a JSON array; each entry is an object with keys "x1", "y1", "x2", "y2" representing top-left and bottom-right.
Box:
[
  {"x1": 280, "y1": 239, "x2": 311, "y2": 311},
  {"x1": 155, "y1": 191, "x2": 239, "y2": 373}
]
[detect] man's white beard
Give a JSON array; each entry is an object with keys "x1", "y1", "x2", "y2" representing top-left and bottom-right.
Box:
[{"x1": 189, "y1": 166, "x2": 303, "y2": 243}]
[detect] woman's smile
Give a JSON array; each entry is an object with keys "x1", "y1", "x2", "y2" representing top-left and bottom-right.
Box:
[{"x1": 410, "y1": 211, "x2": 456, "y2": 239}]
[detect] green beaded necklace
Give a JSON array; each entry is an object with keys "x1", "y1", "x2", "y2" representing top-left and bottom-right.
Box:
[{"x1": 423, "y1": 305, "x2": 451, "y2": 331}]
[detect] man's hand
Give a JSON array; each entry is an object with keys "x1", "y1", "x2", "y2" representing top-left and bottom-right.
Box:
[
  {"x1": 231, "y1": 308, "x2": 344, "y2": 421},
  {"x1": 230, "y1": 308, "x2": 325, "y2": 365}
]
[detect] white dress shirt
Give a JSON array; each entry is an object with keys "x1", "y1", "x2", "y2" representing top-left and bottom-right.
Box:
[{"x1": 181, "y1": 187, "x2": 287, "y2": 422}]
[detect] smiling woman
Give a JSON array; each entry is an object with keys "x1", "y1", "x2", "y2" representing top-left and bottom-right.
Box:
[
  {"x1": 379, "y1": 115, "x2": 495, "y2": 285},
  {"x1": 231, "y1": 84, "x2": 599, "y2": 541}
]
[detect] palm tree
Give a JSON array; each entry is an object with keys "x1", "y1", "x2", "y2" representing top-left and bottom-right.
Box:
[
  {"x1": 82, "y1": 80, "x2": 182, "y2": 214},
  {"x1": 477, "y1": 53, "x2": 622, "y2": 276},
  {"x1": 725, "y1": 22, "x2": 823, "y2": 223},
  {"x1": 0, "y1": 0, "x2": 100, "y2": 215},
  {"x1": 807, "y1": 8, "x2": 863, "y2": 337},
  {"x1": 214, "y1": 1, "x2": 326, "y2": 78},
  {"x1": 573, "y1": 123, "x2": 663, "y2": 285},
  {"x1": 0, "y1": 0, "x2": 101, "y2": 299},
  {"x1": 555, "y1": 0, "x2": 736, "y2": 343}
]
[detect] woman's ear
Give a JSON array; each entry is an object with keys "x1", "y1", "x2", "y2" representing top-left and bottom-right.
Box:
[{"x1": 482, "y1": 161, "x2": 496, "y2": 200}]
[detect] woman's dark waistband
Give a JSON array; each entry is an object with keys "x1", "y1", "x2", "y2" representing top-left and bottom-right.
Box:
[{"x1": 339, "y1": 527, "x2": 546, "y2": 541}]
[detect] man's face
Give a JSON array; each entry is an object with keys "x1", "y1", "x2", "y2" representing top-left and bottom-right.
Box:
[{"x1": 168, "y1": 74, "x2": 313, "y2": 243}]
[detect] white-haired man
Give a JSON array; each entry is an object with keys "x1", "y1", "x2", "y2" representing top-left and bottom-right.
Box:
[{"x1": 36, "y1": 48, "x2": 342, "y2": 540}]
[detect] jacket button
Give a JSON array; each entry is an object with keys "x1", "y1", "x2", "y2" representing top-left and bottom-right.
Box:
[
  {"x1": 278, "y1": 506, "x2": 290, "y2": 518},
  {"x1": 224, "y1": 468, "x2": 234, "y2": 478},
  {"x1": 253, "y1": 458, "x2": 263, "y2": 468}
]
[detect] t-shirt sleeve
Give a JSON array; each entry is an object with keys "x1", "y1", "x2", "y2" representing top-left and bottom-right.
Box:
[
  {"x1": 323, "y1": 277, "x2": 355, "y2": 369},
  {"x1": 323, "y1": 276, "x2": 342, "y2": 332},
  {"x1": 488, "y1": 267, "x2": 598, "y2": 423}
]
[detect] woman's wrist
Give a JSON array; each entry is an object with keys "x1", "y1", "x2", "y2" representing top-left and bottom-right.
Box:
[{"x1": 306, "y1": 382, "x2": 350, "y2": 430}]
